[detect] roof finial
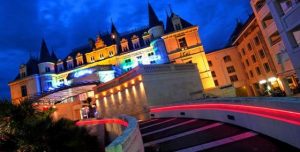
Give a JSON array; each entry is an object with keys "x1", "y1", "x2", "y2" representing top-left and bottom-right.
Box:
[
  {"x1": 168, "y1": 3, "x2": 173, "y2": 14},
  {"x1": 165, "y1": 9, "x2": 169, "y2": 17}
]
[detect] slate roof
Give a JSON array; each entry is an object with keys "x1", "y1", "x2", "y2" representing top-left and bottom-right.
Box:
[{"x1": 148, "y1": 3, "x2": 163, "y2": 27}]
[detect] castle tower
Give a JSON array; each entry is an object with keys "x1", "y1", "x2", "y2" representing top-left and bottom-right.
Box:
[{"x1": 147, "y1": 3, "x2": 164, "y2": 39}]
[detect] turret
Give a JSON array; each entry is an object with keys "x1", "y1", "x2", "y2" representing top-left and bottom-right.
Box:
[
  {"x1": 38, "y1": 39, "x2": 55, "y2": 74},
  {"x1": 147, "y1": 3, "x2": 164, "y2": 39}
]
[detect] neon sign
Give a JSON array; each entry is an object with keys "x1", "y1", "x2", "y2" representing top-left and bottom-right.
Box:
[{"x1": 74, "y1": 69, "x2": 93, "y2": 78}]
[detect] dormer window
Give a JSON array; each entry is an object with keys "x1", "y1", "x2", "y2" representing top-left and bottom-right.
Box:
[
  {"x1": 172, "y1": 15, "x2": 182, "y2": 31},
  {"x1": 178, "y1": 37, "x2": 187, "y2": 48},
  {"x1": 21, "y1": 72, "x2": 26, "y2": 78},
  {"x1": 131, "y1": 35, "x2": 140, "y2": 50},
  {"x1": 19, "y1": 65, "x2": 27, "y2": 78},
  {"x1": 57, "y1": 59, "x2": 64, "y2": 72},
  {"x1": 109, "y1": 51, "x2": 114, "y2": 57},
  {"x1": 76, "y1": 53, "x2": 84, "y2": 66},
  {"x1": 121, "y1": 38, "x2": 129, "y2": 52},
  {"x1": 90, "y1": 56, "x2": 95, "y2": 62},
  {"x1": 143, "y1": 32, "x2": 151, "y2": 46},
  {"x1": 175, "y1": 24, "x2": 181, "y2": 30},
  {"x1": 95, "y1": 36, "x2": 106, "y2": 49},
  {"x1": 66, "y1": 56, "x2": 74, "y2": 69},
  {"x1": 45, "y1": 67, "x2": 51, "y2": 73},
  {"x1": 100, "y1": 54, "x2": 104, "y2": 60}
]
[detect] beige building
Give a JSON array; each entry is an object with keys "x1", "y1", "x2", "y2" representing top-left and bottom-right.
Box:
[
  {"x1": 232, "y1": 15, "x2": 282, "y2": 96},
  {"x1": 250, "y1": 0, "x2": 298, "y2": 95},
  {"x1": 206, "y1": 46, "x2": 249, "y2": 96},
  {"x1": 94, "y1": 64, "x2": 203, "y2": 120}
]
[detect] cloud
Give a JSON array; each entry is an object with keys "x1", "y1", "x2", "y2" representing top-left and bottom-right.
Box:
[{"x1": 0, "y1": 0, "x2": 252, "y2": 98}]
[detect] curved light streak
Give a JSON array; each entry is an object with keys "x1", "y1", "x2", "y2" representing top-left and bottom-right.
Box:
[
  {"x1": 76, "y1": 118, "x2": 128, "y2": 127},
  {"x1": 150, "y1": 104, "x2": 300, "y2": 126}
]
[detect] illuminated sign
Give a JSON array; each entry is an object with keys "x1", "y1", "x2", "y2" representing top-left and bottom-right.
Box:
[{"x1": 74, "y1": 70, "x2": 93, "y2": 78}]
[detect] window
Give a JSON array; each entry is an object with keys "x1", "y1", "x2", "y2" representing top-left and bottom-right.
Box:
[
  {"x1": 259, "y1": 49, "x2": 265, "y2": 58},
  {"x1": 150, "y1": 60, "x2": 156, "y2": 64},
  {"x1": 137, "y1": 56, "x2": 142, "y2": 65},
  {"x1": 109, "y1": 51, "x2": 114, "y2": 57},
  {"x1": 256, "y1": 67, "x2": 261, "y2": 75},
  {"x1": 59, "y1": 79, "x2": 64, "y2": 86},
  {"x1": 241, "y1": 48, "x2": 246, "y2": 55},
  {"x1": 223, "y1": 55, "x2": 231, "y2": 62},
  {"x1": 247, "y1": 43, "x2": 252, "y2": 51},
  {"x1": 214, "y1": 80, "x2": 219, "y2": 86},
  {"x1": 269, "y1": 31, "x2": 281, "y2": 46},
  {"x1": 45, "y1": 67, "x2": 50, "y2": 73},
  {"x1": 208, "y1": 61, "x2": 213, "y2": 67},
  {"x1": 21, "y1": 72, "x2": 26, "y2": 78},
  {"x1": 175, "y1": 24, "x2": 181, "y2": 30},
  {"x1": 254, "y1": 36, "x2": 260, "y2": 45},
  {"x1": 100, "y1": 54, "x2": 104, "y2": 60},
  {"x1": 255, "y1": 0, "x2": 266, "y2": 11},
  {"x1": 227, "y1": 66, "x2": 235, "y2": 73},
  {"x1": 21, "y1": 85, "x2": 27, "y2": 97},
  {"x1": 77, "y1": 60, "x2": 83, "y2": 66},
  {"x1": 264, "y1": 63, "x2": 271, "y2": 72},
  {"x1": 59, "y1": 66, "x2": 64, "y2": 72},
  {"x1": 90, "y1": 56, "x2": 95, "y2": 62},
  {"x1": 178, "y1": 37, "x2": 188, "y2": 48},
  {"x1": 229, "y1": 75, "x2": 238, "y2": 82},
  {"x1": 211, "y1": 71, "x2": 216, "y2": 77},
  {"x1": 47, "y1": 81, "x2": 52, "y2": 88},
  {"x1": 245, "y1": 59, "x2": 250, "y2": 66},
  {"x1": 125, "y1": 59, "x2": 131, "y2": 63},
  {"x1": 148, "y1": 52, "x2": 154, "y2": 56},
  {"x1": 250, "y1": 70, "x2": 254, "y2": 77},
  {"x1": 251, "y1": 55, "x2": 257, "y2": 63},
  {"x1": 127, "y1": 67, "x2": 132, "y2": 71},
  {"x1": 68, "y1": 63, "x2": 73, "y2": 69}
]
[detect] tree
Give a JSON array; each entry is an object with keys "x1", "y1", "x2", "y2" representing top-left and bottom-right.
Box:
[{"x1": 0, "y1": 99, "x2": 100, "y2": 152}]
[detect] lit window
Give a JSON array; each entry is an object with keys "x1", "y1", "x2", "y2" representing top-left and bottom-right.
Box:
[
  {"x1": 109, "y1": 51, "x2": 114, "y2": 57},
  {"x1": 100, "y1": 54, "x2": 104, "y2": 60}
]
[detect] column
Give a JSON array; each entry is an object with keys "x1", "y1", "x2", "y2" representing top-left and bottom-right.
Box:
[{"x1": 279, "y1": 77, "x2": 293, "y2": 95}]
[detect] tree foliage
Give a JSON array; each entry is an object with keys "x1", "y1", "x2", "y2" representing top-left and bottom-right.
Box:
[{"x1": 0, "y1": 100, "x2": 100, "y2": 152}]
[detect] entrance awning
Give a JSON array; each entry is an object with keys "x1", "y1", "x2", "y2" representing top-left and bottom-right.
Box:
[{"x1": 37, "y1": 82, "x2": 98, "y2": 104}]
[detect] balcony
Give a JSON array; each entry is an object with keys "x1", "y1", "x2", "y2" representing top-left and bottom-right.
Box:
[{"x1": 282, "y1": 1, "x2": 300, "y2": 30}]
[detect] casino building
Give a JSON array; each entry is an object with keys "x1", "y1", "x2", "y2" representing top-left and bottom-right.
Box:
[{"x1": 9, "y1": 3, "x2": 215, "y2": 113}]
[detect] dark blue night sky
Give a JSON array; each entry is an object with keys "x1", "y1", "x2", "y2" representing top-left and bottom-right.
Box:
[{"x1": 0, "y1": 0, "x2": 252, "y2": 99}]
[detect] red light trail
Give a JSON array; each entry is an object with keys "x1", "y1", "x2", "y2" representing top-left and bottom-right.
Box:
[{"x1": 150, "y1": 104, "x2": 300, "y2": 126}]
